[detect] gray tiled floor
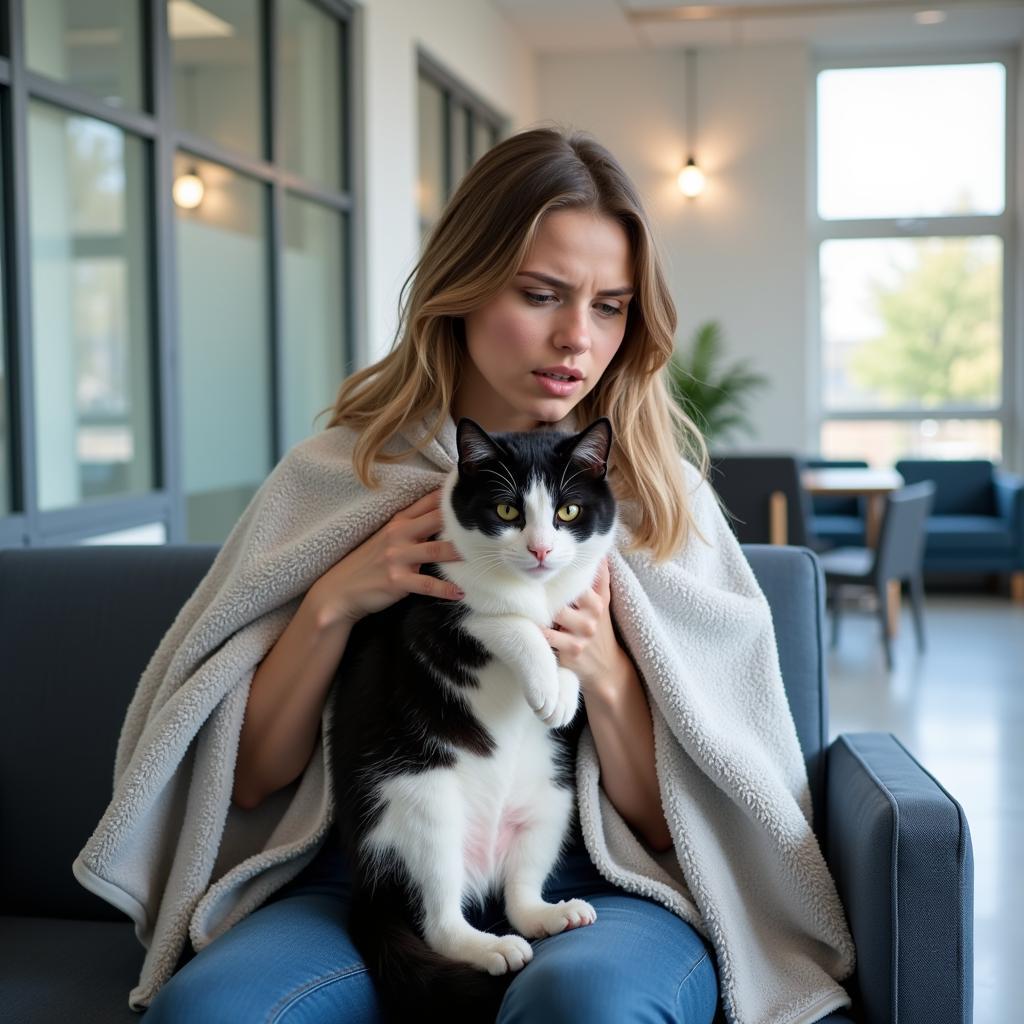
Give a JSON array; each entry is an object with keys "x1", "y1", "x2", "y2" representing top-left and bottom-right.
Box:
[{"x1": 826, "y1": 589, "x2": 1024, "y2": 1024}]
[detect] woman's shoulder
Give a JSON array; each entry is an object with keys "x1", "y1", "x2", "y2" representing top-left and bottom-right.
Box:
[{"x1": 284, "y1": 423, "x2": 361, "y2": 466}]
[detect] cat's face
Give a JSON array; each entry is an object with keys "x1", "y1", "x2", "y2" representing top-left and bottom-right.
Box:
[{"x1": 449, "y1": 417, "x2": 616, "y2": 581}]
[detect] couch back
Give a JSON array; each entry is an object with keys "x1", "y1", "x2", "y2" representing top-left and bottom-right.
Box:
[
  {"x1": 895, "y1": 458, "x2": 996, "y2": 516},
  {"x1": 0, "y1": 542, "x2": 830, "y2": 921},
  {"x1": 708, "y1": 455, "x2": 816, "y2": 546}
]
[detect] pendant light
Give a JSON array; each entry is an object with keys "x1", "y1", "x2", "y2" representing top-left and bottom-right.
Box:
[
  {"x1": 173, "y1": 165, "x2": 205, "y2": 209},
  {"x1": 678, "y1": 48, "x2": 706, "y2": 199}
]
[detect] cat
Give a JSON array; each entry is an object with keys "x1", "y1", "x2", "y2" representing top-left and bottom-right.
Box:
[{"x1": 326, "y1": 415, "x2": 618, "y2": 1022}]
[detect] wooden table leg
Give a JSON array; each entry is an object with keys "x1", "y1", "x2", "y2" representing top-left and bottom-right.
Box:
[
  {"x1": 887, "y1": 579, "x2": 901, "y2": 637},
  {"x1": 865, "y1": 495, "x2": 884, "y2": 549},
  {"x1": 866, "y1": 496, "x2": 899, "y2": 636},
  {"x1": 1012, "y1": 571, "x2": 1024, "y2": 604},
  {"x1": 769, "y1": 491, "x2": 788, "y2": 546}
]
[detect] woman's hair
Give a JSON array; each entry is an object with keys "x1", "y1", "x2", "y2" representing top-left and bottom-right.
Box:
[{"x1": 320, "y1": 123, "x2": 709, "y2": 563}]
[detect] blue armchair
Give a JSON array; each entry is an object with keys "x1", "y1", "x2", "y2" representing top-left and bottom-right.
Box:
[
  {"x1": 895, "y1": 458, "x2": 1024, "y2": 601},
  {"x1": 0, "y1": 544, "x2": 973, "y2": 1023}
]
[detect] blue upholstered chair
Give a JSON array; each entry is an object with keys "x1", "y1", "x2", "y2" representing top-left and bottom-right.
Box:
[
  {"x1": 805, "y1": 458, "x2": 869, "y2": 550},
  {"x1": 895, "y1": 458, "x2": 1024, "y2": 601},
  {"x1": 0, "y1": 544, "x2": 973, "y2": 1023}
]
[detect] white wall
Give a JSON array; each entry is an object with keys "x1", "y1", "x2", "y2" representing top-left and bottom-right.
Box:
[
  {"x1": 536, "y1": 43, "x2": 813, "y2": 455},
  {"x1": 354, "y1": 0, "x2": 537, "y2": 364}
]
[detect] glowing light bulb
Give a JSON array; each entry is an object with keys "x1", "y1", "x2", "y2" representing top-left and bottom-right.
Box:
[
  {"x1": 173, "y1": 171, "x2": 205, "y2": 209},
  {"x1": 677, "y1": 158, "x2": 705, "y2": 199}
]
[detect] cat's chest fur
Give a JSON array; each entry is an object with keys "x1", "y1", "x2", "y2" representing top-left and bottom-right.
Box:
[{"x1": 437, "y1": 649, "x2": 569, "y2": 893}]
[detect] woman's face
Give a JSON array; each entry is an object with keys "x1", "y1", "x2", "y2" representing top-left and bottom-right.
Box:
[{"x1": 453, "y1": 208, "x2": 634, "y2": 435}]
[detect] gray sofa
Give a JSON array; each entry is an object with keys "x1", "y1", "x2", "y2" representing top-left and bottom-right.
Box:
[{"x1": 0, "y1": 544, "x2": 973, "y2": 1022}]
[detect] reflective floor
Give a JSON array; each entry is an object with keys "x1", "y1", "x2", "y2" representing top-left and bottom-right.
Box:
[{"x1": 826, "y1": 589, "x2": 1024, "y2": 1024}]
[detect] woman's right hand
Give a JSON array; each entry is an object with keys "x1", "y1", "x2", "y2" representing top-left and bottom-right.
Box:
[{"x1": 310, "y1": 486, "x2": 465, "y2": 627}]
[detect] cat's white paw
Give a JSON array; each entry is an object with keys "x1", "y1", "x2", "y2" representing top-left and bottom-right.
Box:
[
  {"x1": 509, "y1": 898, "x2": 597, "y2": 939},
  {"x1": 523, "y1": 667, "x2": 560, "y2": 723},
  {"x1": 537, "y1": 667, "x2": 580, "y2": 729},
  {"x1": 460, "y1": 932, "x2": 534, "y2": 975}
]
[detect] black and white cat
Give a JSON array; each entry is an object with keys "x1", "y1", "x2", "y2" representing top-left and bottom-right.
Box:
[{"x1": 327, "y1": 415, "x2": 617, "y2": 1021}]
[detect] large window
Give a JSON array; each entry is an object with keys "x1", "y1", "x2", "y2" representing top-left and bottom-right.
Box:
[
  {"x1": 417, "y1": 51, "x2": 505, "y2": 245},
  {"x1": 813, "y1": 58, "x2": 1012, "y2": 468},
  {"x1": 0, "y1": 0, "x2": 355, "y2": 548}
]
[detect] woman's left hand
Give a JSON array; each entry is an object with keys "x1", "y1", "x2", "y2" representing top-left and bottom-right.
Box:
[{"x1": 540, "y1": 557, "x2": 624, "y2": 692}]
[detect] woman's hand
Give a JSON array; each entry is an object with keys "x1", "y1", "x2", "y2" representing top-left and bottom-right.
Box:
[
  {"x1": 310, "y1": 487, "x2": 465, "y2": 627},
  {"x1": 539, "y1": 557, "x2": 625, "y2": 692}
]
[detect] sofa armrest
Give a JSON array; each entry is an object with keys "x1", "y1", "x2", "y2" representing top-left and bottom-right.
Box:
[
  {"x1": 825, "y1": 732, "x2": 973, "y2": 1024},
  {"x1": 993, "y1": 470, "x2": 1024, "y2": 541}
]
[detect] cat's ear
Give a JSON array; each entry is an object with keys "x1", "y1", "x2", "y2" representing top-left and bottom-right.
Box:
[
  {"x1": 456, "y1": 418, "x2": 504, "y2": 474},
  {"x1": 559, "y1": 417, "x2": 613, "y2": 480}
]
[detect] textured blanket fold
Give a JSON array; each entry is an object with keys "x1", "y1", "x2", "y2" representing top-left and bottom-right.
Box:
[{"x1": 73, "y1": 408, "x2": 855, "y2": 1023}]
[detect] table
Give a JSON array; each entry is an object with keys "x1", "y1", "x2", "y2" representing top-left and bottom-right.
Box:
[{"x1": 802, "y1": 466, "x2": 905, "y2": 635}]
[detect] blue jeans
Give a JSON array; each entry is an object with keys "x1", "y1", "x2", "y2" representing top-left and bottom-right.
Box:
[{"x1": 145, "y1": 837, "x2": 719, "y2": 1022}]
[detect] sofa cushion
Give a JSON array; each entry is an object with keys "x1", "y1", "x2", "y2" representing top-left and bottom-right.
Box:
[
  {"x1": 0, "y1": 546, "x2": 219, "y2": 920},
  {"x1": 813, "y1": 515, "x2": 867, "y2": 545},
  {"x1": 924, "y1": 515, "x2": 1015, "y2": 552},
  {"x1": 895, "y1": 460, "x2": 995, "y2": 516},
  {"x1": 0, "y1": 917, "x2": 143, "y2": 1023}
]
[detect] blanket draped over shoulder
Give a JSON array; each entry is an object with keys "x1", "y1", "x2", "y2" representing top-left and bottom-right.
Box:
[{"x1": 73, "y1": 409, "x2": 855, "y2": 1023}]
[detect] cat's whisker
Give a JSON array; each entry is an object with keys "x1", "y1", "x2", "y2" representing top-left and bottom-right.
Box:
[
  {"x1": 495, "y1": 460, "x2": 519, "y2": 495},
  {"x1": 460, "y1": 554, "x2": 514, "y2": 588}
]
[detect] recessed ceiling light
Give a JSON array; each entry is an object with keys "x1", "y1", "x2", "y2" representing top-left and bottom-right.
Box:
[{"x1": 914, "y1": 10, "x2": 947, "y2": 25}]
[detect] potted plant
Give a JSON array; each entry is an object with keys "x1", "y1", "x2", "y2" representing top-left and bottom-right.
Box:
[{"x1": 665, "y1": 320, "x2": 768, "y2": 445}]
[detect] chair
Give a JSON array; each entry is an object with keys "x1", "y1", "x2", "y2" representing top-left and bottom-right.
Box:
[
  {"x1": 0, "y1": 544, "x2": 972, "y2": 1023},
  {"x1": 805, "y1": 458, "x2": 869, "y2": 550},
  {"x1": 895, "y1": 458, "x2": 1024, "y2": 602},
  {"x1": 708, "y1": 454, "x2": 824, "y2": 550},
  {"x1": 820, "y1": 481, "x2": 936, "y2": 670}
]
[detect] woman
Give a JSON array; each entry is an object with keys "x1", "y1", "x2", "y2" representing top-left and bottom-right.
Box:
[
  {"x1": 83, "y1": 125, "x2": 853, "y2": 1024},
  {"x1": 147, "y1": 123, "x2": 718, "y2": 1023}
]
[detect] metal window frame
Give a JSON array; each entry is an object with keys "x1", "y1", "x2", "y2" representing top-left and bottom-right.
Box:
[
  {"x1": 416, "y1": 47, "x2": 508, "y2": 239},
  {"x1": 0, "y1": 0, "x2": 359, "y2": 547},
  {"x1": 808, "y1": 47, "x2": 1019, "y2": 471}
]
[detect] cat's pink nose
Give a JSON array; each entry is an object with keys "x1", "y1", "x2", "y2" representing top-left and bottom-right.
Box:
[{"x1": 528, "y1": 545, "x2": 551, "y2": 564}]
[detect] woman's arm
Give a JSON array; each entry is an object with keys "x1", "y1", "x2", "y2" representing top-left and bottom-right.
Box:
[
  {"x1": 233, "y1": 585, "x2": 353, "y2": 809},
  {"x1": 582, "y1": 649, "x2": 674, "y2": 853}
]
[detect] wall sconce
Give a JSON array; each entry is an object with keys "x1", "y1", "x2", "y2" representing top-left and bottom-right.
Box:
[
  {"x1": 678, "y1": 48, "x2": 706, "y2": 199},
  {"x1": 173, "y1": 167, "x2": 205, "y2": 209},
  {"x1": 678, "y1": 157, "x2": 706, "y2": 199}
]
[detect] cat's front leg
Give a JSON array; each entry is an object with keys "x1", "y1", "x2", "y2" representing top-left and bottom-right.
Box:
[
  {"x1": 548, "y1": 666, "x2": 581, "y2": 730},
  {"x1": 463, "y1": 613, "x2": 576, "y2": 727}
]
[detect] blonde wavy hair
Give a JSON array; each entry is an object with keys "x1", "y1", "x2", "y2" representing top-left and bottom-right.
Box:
[{"x1": 320, "y1": 124, "x2": 709, "y2": 564}]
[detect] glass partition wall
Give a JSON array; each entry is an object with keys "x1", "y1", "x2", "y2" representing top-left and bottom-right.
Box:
[{"x1": 0, "y1": 0, "x2": 355, "y2": 547}]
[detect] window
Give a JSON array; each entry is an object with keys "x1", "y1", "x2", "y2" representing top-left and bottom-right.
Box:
[
  {"x1": 417, "y1": 51, "x2": 504, "y2": 244},
  {"x1": 28, "y1": 105, "x2": 154, "y2": 512},
  {"x1": 813, "y1": 58, "x2": 1011, "y2": 468},
  {"x1": 0, "y1": 0, "x2": 356, "y2": 548}
]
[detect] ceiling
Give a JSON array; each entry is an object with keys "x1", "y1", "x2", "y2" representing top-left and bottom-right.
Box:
[{"x1": 492, "y1": 0, "x2": 1024, "y2": 53}]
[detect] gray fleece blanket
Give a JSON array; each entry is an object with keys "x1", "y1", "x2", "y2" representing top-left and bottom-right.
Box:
[{"x1": 73, "y1": 409, "x2": 855, "y2": 1023}]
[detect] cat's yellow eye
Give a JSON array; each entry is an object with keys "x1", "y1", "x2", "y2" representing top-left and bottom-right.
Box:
[
  {"x1": 496, "y1": 504, "x2": 520, "y2": 521},
  {"x1": 557, "y1": 504, "x2": 581, "y2": 523}
]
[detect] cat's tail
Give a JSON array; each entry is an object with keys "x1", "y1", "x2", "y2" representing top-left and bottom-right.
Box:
[{"x1": 351, "y1": 893, "x2": 518, "y2": 1023}]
